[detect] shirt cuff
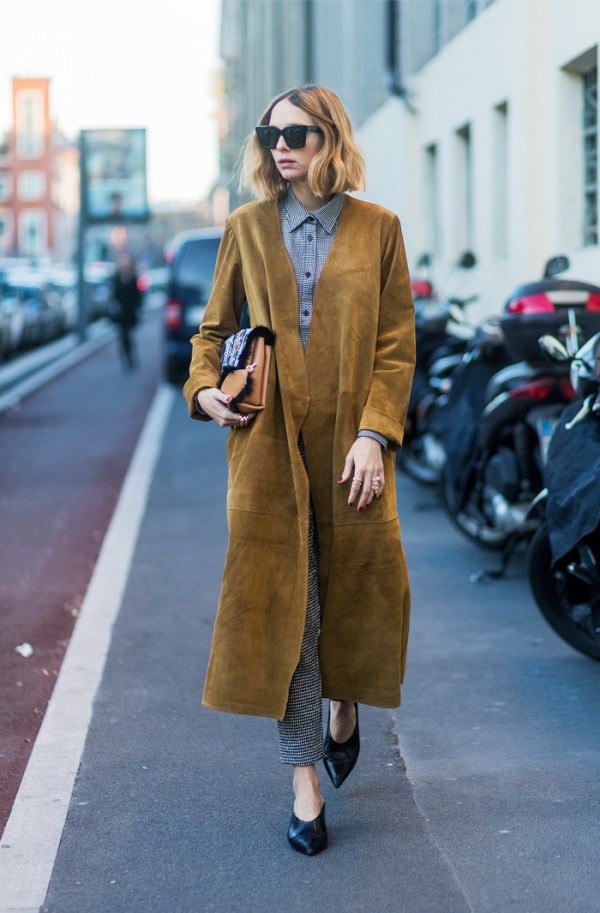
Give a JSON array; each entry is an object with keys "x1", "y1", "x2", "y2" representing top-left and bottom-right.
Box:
[{"x1": 358, "y1": 429, "x2": 388, "y2": 451}]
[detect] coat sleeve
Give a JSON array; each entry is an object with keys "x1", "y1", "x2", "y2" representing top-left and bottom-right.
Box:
[
  {"x1": 182, "y1": 222, "x2": 247, "y2": 419},
  {"x1": 358, "y1": 214, "x2": 416, "y2": 448}
]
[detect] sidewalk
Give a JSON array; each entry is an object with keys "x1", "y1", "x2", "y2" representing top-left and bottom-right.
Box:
[
  {"x1": 2, "y1": 380, "x2": 599, "y2": 913},
  {"x1": 0, "y1": 387, "x2": 470, "y2": 913}
]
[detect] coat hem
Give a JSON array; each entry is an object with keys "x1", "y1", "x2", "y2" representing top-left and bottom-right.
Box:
[
  {"x1": 321, "y1": 690, "x2": 402, "y2": 710},
  {"x1": 202, "y1": 696, "x2": 286, "y2": 721},
  {"x1": 202, "y1": 691, "x2": 402, "y2": 719}
]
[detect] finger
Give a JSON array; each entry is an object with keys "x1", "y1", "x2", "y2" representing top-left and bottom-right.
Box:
[
  {"x1": 356, "y1": 483, "x2": 373, "y2": 512},
  {"x1": 229, "y1": 412, "x2": 256, "y2": 429},
  {"x1": 338, "y1": 453, "x2": 354, "y2": 485},
  {"x1": 370, "y1": 472, "x2": 384, "y2": 499},
  {"x1": 357, "y1": 472, "x2": 385, "y2": 511},
  {"x1": 348, "y1": 473, "x2": 365, "y2": 507}
]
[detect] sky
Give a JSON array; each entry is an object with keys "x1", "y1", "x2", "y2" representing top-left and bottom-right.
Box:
[{"x1": 0, "y1": 0, "x2": 221, "y2": 205}]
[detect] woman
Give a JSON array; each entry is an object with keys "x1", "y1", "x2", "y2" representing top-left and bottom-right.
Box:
[{"x1": 183, "y1": 85, "x2": 415, "y2": 855}]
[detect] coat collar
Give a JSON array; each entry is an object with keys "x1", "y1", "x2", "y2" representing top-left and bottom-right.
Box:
[{"x1": 281, "y1": 188, "x2": 344, "y2": 234}]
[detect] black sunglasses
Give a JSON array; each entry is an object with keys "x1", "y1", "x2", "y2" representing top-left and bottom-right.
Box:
[{"x1": 255, "y1": 124, "x2": 323, "y2": 150}]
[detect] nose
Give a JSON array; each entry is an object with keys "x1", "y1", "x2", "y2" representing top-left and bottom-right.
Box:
[{"x1": 275, "y1": 134, "x2": 289, "y2": 150}]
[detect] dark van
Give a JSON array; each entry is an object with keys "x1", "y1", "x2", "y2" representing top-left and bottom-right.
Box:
[{"x1": 163, "y1": 227, "x2": 223, "y2": 383}]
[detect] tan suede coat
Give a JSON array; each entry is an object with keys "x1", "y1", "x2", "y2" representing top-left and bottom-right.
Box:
[{"x1": 183, "y1": 194, "x2": 416, "y2": 720}]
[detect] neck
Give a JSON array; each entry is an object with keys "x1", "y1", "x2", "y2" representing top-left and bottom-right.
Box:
[{"x1": 289, "y1": 181, "x2": 327, "y2": 213}]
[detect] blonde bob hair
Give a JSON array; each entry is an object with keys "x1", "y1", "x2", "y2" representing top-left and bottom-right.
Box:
[{"x1": 240, "y1": 85, "x2": 366, "y2": 202}]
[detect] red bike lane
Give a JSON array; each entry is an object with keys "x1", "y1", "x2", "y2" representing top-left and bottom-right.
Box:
[{"x1": 0, "y1": 312, "x2": 165, "y2": 831}]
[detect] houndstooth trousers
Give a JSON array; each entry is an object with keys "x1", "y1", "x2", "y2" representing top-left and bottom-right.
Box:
[{"x1": 277, "y1": 439, "x2": 325, "y2": 766}]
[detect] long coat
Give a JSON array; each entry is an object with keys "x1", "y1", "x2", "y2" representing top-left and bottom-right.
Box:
[{"x1": 183, "y1": 194, "x2": 416, "y2": 720}]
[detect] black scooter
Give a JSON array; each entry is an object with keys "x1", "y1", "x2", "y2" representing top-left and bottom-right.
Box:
[
  {"x1": 440, "y1": 258, "x2": 600, "y2": 550},
  {"x1": 398, "y1": 252, "x2": 478, "y2": 485},
  {"x1": 527, "y1": 331, "x2": 600, "y2": 659}
]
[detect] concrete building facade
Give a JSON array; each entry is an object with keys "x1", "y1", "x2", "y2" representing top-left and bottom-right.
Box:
[{"x1": 218, "y1": 0, "x2": 598, "y2": 313}]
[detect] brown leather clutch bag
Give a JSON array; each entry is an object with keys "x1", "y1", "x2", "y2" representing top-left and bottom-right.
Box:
[{"x1": 219, "y1": 326, "x2": 275, "y2": 414}]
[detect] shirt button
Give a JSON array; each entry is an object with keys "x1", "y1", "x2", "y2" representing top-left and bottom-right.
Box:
[
  {"x1": 303, "y1": 309, "x2": 310, "y2": 316},
  {"x1": 308, "y1": 216, "x2": 315, "y2": 222},
  {"x1": 305, "y1": 271, "x2": 311, "y2": 278},
  {"x1": 307, "y1": 234, "x2": 314, "y2": 241}
]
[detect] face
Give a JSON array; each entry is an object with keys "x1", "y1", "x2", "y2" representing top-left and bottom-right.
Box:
[{"x1": 267, "y1": 98, "x2": 323, "y2": 186}]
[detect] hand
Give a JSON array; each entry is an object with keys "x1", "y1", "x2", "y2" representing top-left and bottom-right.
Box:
[
  {"x1": 196, "y1": 388, "x2": 256, "y2": 429},
  {"x1": 338, "y1": 437, "x2": 384, "y2": 511}
]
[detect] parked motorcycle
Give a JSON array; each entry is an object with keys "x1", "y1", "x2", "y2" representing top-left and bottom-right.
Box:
[
  {"x1": 527, "y1": 331, "x2": 600, "y2": 659},
  {"x1": 439, "y1": 257, "x2": 600, "y2": 550},
  {"x1": 399, "y1": 252, "x2": 478, "y2": 484}
]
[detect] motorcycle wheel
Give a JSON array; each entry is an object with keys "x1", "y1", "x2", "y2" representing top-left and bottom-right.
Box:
[
  {"x1": 440, "y1": 465, "x2": 511, "y2": 550},
  {"x1": 396, "y1": 443, "x2": 440, "y2": 486},
  {"x1": 527, "y1": 523, "x2": 600, "y2": 660}
]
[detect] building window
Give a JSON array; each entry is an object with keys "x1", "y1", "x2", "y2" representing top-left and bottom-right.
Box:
[
  {"x1": 424, "y1": 143, "x2": 441, "y2": 255},
  {"x1": 583, "y1": 66, "x2": 598, "y2": 246},
  {"x1": 0, "y1": 216, "x2": 11, "y2": 254},
  {"x1": 466, "y1": 0, "x2": 478, "y2": 22},
  {"x1": 0, "y1": 174, "x2": 11, "y2": 202},
  {"x1": 16, "y1": 89, "x2": 45, "y2": 159},
  {"x1": 493, "y1": 102, "x2": 509, "y2": 256},
  {"x1": 18, "y1": 209, "x2": 46, "y2": 258},
  {"x1": 455, "y1": 122, "x2": 474, "y2": 252},
  {"x1": 433, "y1": 0, "x2": 442, "y2": 53},
  {"x1": 17, "y1": 170, "x2": 46, "y2": 201}
]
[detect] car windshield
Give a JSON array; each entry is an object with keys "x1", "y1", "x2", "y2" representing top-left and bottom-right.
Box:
[{"x1": 177, "y1": 238, "x2": 220, "y2": 289}]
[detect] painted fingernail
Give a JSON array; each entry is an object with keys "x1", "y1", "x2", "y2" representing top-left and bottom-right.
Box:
[{"x1": 337, "y1": 476, "x2": 344, "y2": 483}]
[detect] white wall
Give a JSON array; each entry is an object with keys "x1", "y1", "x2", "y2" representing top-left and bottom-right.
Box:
[{"x1": 358, "y1": 0, "x2": 599, "y2": 319}]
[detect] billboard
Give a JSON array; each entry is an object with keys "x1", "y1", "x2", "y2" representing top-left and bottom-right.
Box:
[{"x1": 81, "y1": 128, "x2": 149, "y2": 223}]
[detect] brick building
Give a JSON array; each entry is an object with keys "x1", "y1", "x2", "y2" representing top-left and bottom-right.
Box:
[{"x1": 0, "y1": 77, "x2": 78, "y2": 262}]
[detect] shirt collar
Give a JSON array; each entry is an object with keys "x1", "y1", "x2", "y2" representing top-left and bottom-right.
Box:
[{"x1": 282, "y1": 188, "x2": 344, "y2": 234}]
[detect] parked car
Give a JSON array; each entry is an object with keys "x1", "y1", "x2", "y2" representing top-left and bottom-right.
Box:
[
  {"x1": 3, "y1": 269, "x2": 66, "y2": 349},
  {"x1": 0, "y1": 261, "x2": 28, "y2": 358},
  {"x1": 163, "y1": 227, "x2": 224, "y2": 384},
  {"x1": 46, "y1": 266, "x2": 78, "y2": 331},
  {"x1": 0, "y1": 286, "x2": 25, "y2": 360},
  {"x1": 0, "y1": 289, "x2": 12, "y2": 361}
]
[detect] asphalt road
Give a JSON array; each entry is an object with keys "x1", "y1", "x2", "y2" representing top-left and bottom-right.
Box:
[{"x1": 1, "y1": 327, "x2": 600, "y2": 912}]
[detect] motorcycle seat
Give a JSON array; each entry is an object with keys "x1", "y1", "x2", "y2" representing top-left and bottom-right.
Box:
[{"x1": 505, "y1": 278, "x2": 600, "y2": 311}]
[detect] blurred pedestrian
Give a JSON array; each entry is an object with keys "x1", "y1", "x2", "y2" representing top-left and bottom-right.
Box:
[
  {"x1": 183, "y1": 84, "x2": 415, "y2": 855},
  {"x1": 111, "y1": 253, "x2": 142, "y2": 370}
]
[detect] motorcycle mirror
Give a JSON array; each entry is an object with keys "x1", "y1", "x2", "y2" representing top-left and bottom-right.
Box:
[
  {"x1": 448, "y1": 303, "x2": 467, "y2": 323},
  {"x1": 458, "y1": 251, "x2": 476, "y2": 269},
  {"x1": 543, "y1": 255, "x2": 570, "y2": 278},
  {"x1": 538, "y1": 334, "x2": 569, "y2": 362}
]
